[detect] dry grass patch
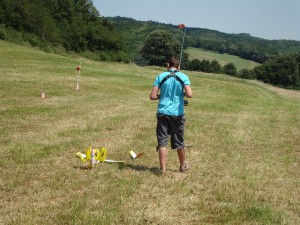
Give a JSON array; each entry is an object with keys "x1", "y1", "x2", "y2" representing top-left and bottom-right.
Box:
[{"x1": 1, "y1": 41, "x2": 299, "y2": 224}]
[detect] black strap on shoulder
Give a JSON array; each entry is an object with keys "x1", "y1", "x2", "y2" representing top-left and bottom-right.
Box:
[{"x1": 159, "y1": 71, "x2": 184, "y2": 88}]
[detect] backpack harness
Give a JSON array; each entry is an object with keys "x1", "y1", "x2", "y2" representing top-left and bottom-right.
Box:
[
  {"x1": 158, "y1": 70, "x2": 189, "y2": 106},
  {"x1": 159, "y1": 70, "x2": 184, "y2": 88}
]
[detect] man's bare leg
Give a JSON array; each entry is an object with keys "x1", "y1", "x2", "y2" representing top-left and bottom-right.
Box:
[
  {"x1": 177, "y1": 147, "x2": 185, "y2": 167},
  {"x1": 177, "y1": 147, "x2": 189, "y2": 172},
  {"x1": 158, "y1": 147, "x2": 167, "y2": 171}
]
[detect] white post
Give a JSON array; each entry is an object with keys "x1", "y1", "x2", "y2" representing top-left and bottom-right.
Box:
[
  {"x1": 179, "y1": 26, "x2": 187, "y2": 69},
  {"x1": 76, "y1": 63, "x2": 81, "y2": 93}
]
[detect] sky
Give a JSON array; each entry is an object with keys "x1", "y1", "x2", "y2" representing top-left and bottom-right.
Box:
[{"x1": 93, "y1": 0, "x2": 300, "y2": 41}]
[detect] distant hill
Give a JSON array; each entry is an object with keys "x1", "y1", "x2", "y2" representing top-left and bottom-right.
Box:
[{"x1": 106, "y1": 16, "x2": 300, "y2": 63}]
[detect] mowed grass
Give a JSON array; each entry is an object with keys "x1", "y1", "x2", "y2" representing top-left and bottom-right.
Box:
[
  {"x1": 186, "y1": 47, "x2": 260, "y2": 71},
  {"x1": 0, "y1": 40, "x2": 299, "y2": 225}
]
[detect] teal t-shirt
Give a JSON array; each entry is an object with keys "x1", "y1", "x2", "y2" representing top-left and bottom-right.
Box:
[{"x1": 153, "y1": 69, "x2": 190, "y2": 116}]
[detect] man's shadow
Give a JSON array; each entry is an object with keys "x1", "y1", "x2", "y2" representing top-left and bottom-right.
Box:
[{"x1": 117, "y1": 163, "x2": 160, "y2": 175}]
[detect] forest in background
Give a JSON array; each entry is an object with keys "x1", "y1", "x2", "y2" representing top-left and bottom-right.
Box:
[
  {"x1": 0, "y1": 0, "x2": 128, "y2": 62},
  {"x1": 107, "y1": 16, "x2": 300, "y2": 64},
  {"x1": 0, "y1": 0, "x2": 300, "y2": 89}
]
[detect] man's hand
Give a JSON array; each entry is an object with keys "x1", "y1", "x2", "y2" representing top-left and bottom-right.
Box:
[
  {"x1": 150, "y1": 86, "x2": 160, "y2": 100},
  {"x1": 184, "y1": 85, "x2": 192, "y2": 98}
]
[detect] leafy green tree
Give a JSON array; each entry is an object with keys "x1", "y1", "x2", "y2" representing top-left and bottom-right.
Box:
[
  {"x1": 239, "y1": 69, "x2": 256, "y2": 79},
  {"x1": 140, "y1": 30, "x2": 180, "y2": 66},
  {"x1": 189, "y1": 59, "x2": 201, "y2": 71},
  {"x1": 199, "y1": 59, "x2": 211, "y2": 72},
  {"x1": 223, "y1": 63, "x2": 238, "y2": 76},
  {"x1": 254, "y1": 53, "x2": 300, "y2": 88},
  {"x1": 133, "y1": 54, "x2": 149, "y2": 66},
  {"x1": 210, "y1": 59, "x2": 222, "y2": 73}
]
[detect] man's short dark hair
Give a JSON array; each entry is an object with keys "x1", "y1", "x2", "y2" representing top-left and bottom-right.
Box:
[{"x1": 168, "y1": 57, "x2": 180, "y2": 68}]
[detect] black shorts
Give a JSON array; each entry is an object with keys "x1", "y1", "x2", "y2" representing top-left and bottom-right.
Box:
[{"x1": 156, "y1": 113, "x2": 185, "y2": 150}]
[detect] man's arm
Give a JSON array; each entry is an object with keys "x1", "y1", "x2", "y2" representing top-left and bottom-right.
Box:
[
  {"x1": 150, "y1": 86, "x2": 160, "y2": 100},
  {"x1": 184, "y1": 85, "x2": 192, "y2": 98}
]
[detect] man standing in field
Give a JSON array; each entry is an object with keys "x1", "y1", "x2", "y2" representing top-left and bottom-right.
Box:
[{"x1": 150, "y1": 57, "x2": 192, "y2": 173}]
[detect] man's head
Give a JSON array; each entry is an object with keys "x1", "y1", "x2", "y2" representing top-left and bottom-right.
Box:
[{"x1": 167, "y1": 57, "x2": 180, "y2": 69}]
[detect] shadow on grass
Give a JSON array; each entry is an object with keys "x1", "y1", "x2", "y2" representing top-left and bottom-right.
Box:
[
  {"x1": 117, "y1": 163, "x2": 161, "y2": 175},
  {"x1": 73, "y1": 165, "x2": 92, "y2": 170},
  {"x1": 73, "y1": 163, "x2": 161, "y2": 175}
]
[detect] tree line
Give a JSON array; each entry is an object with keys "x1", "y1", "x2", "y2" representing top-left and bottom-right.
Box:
[
  {"x1": 139, "y1": 30, "x2": 300, "y2": 89},
  {"x1": 107, "y1": 17, "x2": 300, "y2": 89},
  {"x1": 0, "y1": 0, "x2": 128, "y2": 62},
  {"x1": 0, "y1": 2, "x2": 299, "y2": 89},
  {"x1": 108, "y1": 17, "x2": 300, "y2": 64}
]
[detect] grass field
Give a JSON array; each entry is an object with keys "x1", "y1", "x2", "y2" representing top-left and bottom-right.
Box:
[
  {"x1": 186, "y1": 47, "x2": 260, "y2": 71},
  {"x1": 0, "y1": 40, "x2": 299, "y2": 225}
]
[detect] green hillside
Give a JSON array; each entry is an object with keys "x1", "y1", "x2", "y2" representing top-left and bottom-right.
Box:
[
  {"x1": 187, "y1": 47, "x2": 260, "y2": 71},
  {"x1": 107, "y1": 16, "x2": 300, "y2": 63},
  {"x1": 1, "y1": 40, "x2": 299, "y2": 225}
]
